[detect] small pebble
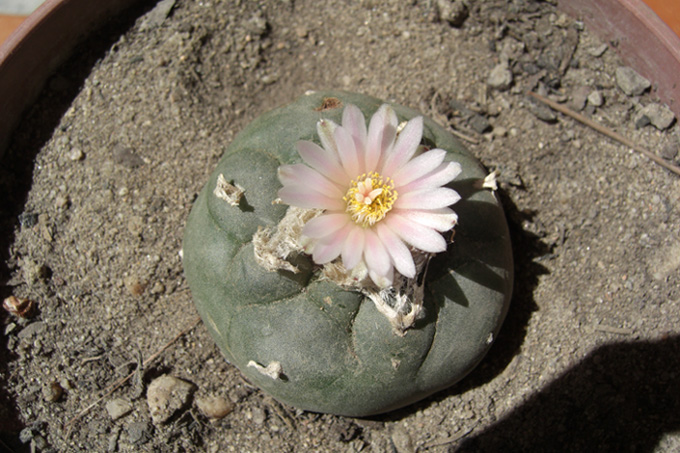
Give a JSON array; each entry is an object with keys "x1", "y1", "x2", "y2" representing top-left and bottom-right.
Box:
[
  {"x1": 196, "y1": 395, "x2": 234, "y2": 420},
  {"x1": 55, "y1": 195, "x2": 70, "y2": 209},
  {"x1": 468, "y1": 114, "x2": 492, "y2": 134},
  {"x1": 587, "y1": 90, "x2": 604, "y2": 107},
  {"x1": 589, "y1": 43, "x2": 608, "y2": 57},
  {"x1": 42, "y1": 381, "x2": 63, "y2": 402},
  {"x1": 31, "y1": 435, "x2": 48, "y2": 451},
  {"x1": 139, "y1": 0, "x2": 176, "y2": 31},
  {"x1": 486, "y1": 102, "x2": 502, "y2": 116},
  {"x1": 635, "y1": 115, "x2": 651, "y2": 129},
  {"x1": 251, "y1": 406, "x2": 266, "y2": 425},
  {"x1": 107, "y1": 428, "x2": 120, "y2": 452},
  {"x1": 126, "y1": 421, "x2": 152, "y2": 445},
  {"x1": 570, "y1": 86, "x2": 590, "y2": 111},
  {"x1": 660, "y1": 141, "x2": 679, "y2": 160},
  {"x1": 67, "y1": 148, "x2": 84, "y2": 161},
  {"x1": 124, "y1": 276, "x2": 146, "y2": 296},
  {"x1": 260, "y1": 74, "x2": 277, "y2": 85},
  {"x1": 526, "y1": 100, "x2": 557, "y2": 123},
  {"x1": 615, "y1": 66, "x2": 651, "y2": 96},
  {"x1": 391, "y1": 425, "x2": 415, "y2": 453},
  {"x1": 106, "y1": 398, "x2": 133, "y2": 421},
  {"x1": 5, "y1": 322, "x2": 17, "y2": 335},
  {"x1": 492, "y1": 126, "x2": 507, "y2": 138},
  {"x1": 637, "y1": 103, "x2": 676, "y2": 130},
  {"x1": 19, "y1": 427, "x2": 34, "y2": 443},
  {"x1": 147, "y1": 375, "x2": 195, "y2": 425},
  {"x1": 22, "y1": 260, "x2": 50, "y2": 286},
  {"x1": 112, "y1": 145, "x2": 145, "y2": 169},
  {"x1": 17, "y1": 321, "x2": 46, "y2": 339},
  {"x1": 150, "y1": 281, "x2": 165, "y2": 294},
  {"x1": 436, "y1": 0, "x2": 468, "y2": 27},
  {"x1": 487, "y1": 63, "x2": 513, "y2": 91},
  {"x1": 294, "y1": 26, "x2": 308, "y2": 38}
]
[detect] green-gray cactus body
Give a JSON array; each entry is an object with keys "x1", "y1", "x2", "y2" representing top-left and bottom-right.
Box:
[{"x1": 183, "y1": 91, "x2": 512, "y2": 416}]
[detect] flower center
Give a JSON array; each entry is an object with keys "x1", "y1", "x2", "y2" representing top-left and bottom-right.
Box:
[{"x1": 344, "y1": 172, "x2": 398, "y2": 227}]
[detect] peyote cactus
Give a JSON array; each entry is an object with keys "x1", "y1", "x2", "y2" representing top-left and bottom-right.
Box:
[{"x1": 183, "y1": 91, "x2": 512, "y2": 416}]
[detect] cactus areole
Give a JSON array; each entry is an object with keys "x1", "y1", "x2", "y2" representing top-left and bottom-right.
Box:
[{"x1": 183, "y1": 91, "x2": 513, "y2": 417}]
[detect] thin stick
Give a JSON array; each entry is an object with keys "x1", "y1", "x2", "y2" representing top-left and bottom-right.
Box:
[
  {"x1": 527, "y1": 91, "x2": 680, "y2": 177},
  {"x1": 449, "y1": 127, "x2": 480, "y2": 145},
  {"x1": 429, "y1": 89, "x2": 480, "y2": 145},
  {"x1": 64, "y1": 316, "x2": 201, "y2": 429}
]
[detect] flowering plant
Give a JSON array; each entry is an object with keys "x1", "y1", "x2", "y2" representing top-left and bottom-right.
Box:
[
  {"x1": 277, "y1": 104, "x2": 462, "y2": 288},
  {"x1": 184, "y1": 91, "x2": 513, "y2": 416}
]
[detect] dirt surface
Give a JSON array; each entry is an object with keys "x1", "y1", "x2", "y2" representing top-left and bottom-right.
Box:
[{"x1": 1, "y1": 0, "x2": 680, "y2": 451}]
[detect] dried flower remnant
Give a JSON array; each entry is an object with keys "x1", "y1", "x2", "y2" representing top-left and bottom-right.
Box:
[
  {"x1": 247, "y1": 360, "x2": 283, "y2": 380},
  {"x1": 3, "y1": 295, "x2": 36, "y2": 318},
  {"x1": 214, "y1": 174, "x2": 245, "y2": 207},
  {"x1": 277, "y1": 104, "x2": 461, "y2": 288}
]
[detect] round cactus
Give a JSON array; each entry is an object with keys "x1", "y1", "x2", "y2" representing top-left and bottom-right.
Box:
[{"x1": 182, "y1": 91, "x2": 512, "y2": 417}]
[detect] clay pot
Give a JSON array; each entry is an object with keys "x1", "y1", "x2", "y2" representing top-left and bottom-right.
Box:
[
  {"x1": 0, "y1": 0, "x2": 145, "y2": 159},
  {"x1": 1, "y1": 0, "x2": 679, "y2": 159},
  {"x1": 558, "y1": 0, "x2": 680, "y2": 118}
]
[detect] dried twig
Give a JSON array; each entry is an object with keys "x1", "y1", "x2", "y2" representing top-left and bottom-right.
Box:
[
  {"x1": 64, "y1": 316, "x2": 201, "y2": 430},
  {"x1": 429, "y1": 90, "x2": 480, "y2": 145},
  {"x1": 419, "y1": 426, "x2": 475, "y2": 449},
  {"x1": 527, "y1": 91, "x2": 680, "y2": 177},
  {"x1": 448, "y1": 127, "x2": 480, "y2": 145}
]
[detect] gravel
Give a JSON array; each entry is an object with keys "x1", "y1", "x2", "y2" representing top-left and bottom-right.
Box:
[{"x1": 1, "y1": 0, "x2": 679, "y2": 451}]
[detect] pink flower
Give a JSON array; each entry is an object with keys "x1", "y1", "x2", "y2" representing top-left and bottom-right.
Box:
[{"x1": 277, "y1": 104, "x2": 461, "y2": 288}]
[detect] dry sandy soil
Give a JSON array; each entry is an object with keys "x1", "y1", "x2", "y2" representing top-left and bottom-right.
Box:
[{"x1": 1, "y1": 0, "x2": 679, "y2": 451}]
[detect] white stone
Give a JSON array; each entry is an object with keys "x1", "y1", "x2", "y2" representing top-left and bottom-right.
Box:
[
  {"x1": 147, "y1": 375, "x2": 195, "y2": 425},
  {"x1": 196, "y1": 395, "x2": 234, "y2": 420},
  {"x1": 487, "y1": 63, "x2": 513, "y2": 91},
  {"x1": 106, "y1": 398, "x2": 133, "y2": 421}
]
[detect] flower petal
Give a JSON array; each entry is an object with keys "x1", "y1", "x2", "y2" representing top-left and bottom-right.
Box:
[
  {"x1": 392, "y1": 148, "x2": 446, "y2": 187},
  {"x1": 342, "y1": 104, "x2": 368, "y2": 154},
  {"x1": 380, "y1": 116, "x2": 423, "y2": 176},
  {"x1": 278, "y1": 185, "x2": 345, "y2": 210},
  {"x1": 366, "y1": 104, "x2": 398, "y2": 171},
  {"x1": 394, "y1": 187, "x2": 461, "y2": 210},
  {"x1": 342, "y1": 226, "x2": 365, "y2": 270},
  {"x1": 363, "y1": 228, "x2": 393, "y2": 278},
  {"x1": 394, "y1": 208, "x2": 458, "y2": 232},
  {"x1": 376, "y1": 223, "x2": 416, "y2": 278},
  {"x1": 317, "y1": 119, "x2": 339, "y2": 156},
  {"x1": 312, "y1": 223, "x2": 352, "y2": 264},
  {"x1": 278, "y1": 164, "x2": 343, "y2": 198},
  {"x1": 296, "y1": 140, "x2": 348, "y2": 185},
  {"x1": 369, "y1": 266, "x2": 394, "y2": 289},
  {"x1": 399, "y1": 161, "x2": 462, "y2": 192},
  {"x1": 385, "y1": 213, "x2": 448, "y2": 253},
  {"x1": 334, "y1": 125, "x2": 362, "y2": 177},
  {"x1": 302, "y1": 213, "x2": 352, "y2": 239}
]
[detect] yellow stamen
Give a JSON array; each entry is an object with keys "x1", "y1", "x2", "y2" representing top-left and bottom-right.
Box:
[{"x1": 343, "y1": 172, "x2": 397, "y2": 227}]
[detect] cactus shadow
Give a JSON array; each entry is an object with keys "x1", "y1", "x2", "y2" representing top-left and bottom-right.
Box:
[
  {"x1": 457, "y1": 334, "x2": 680, "y2": 452},
  {"x1": 370, "y1": 185, "x2": 550, "y2": 422}
]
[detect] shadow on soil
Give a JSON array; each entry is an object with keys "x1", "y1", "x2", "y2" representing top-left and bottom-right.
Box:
[
  {"x1": 372, "y1": 188, "x2": 550, "y2": 424},
  {"x1": 0, "y1": 2, "x2": 155, "y2": 451},
  {"x1": 458, "y1": 334, "x2": 680, "y2": 452},
  {"x1": 371, "y1": 191, "x2": 680, "y2": 451}
]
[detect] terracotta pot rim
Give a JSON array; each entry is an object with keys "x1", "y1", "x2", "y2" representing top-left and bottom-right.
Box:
[
  {"x1": 1, "y1": 0, "x2": 679, "y2": 159},
  {"x1": 0, "y1": 0, "x2": 145, "y2": 159},
  {"x1": 558, "y1": 0, "x2": 680, "y2": 118}
]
